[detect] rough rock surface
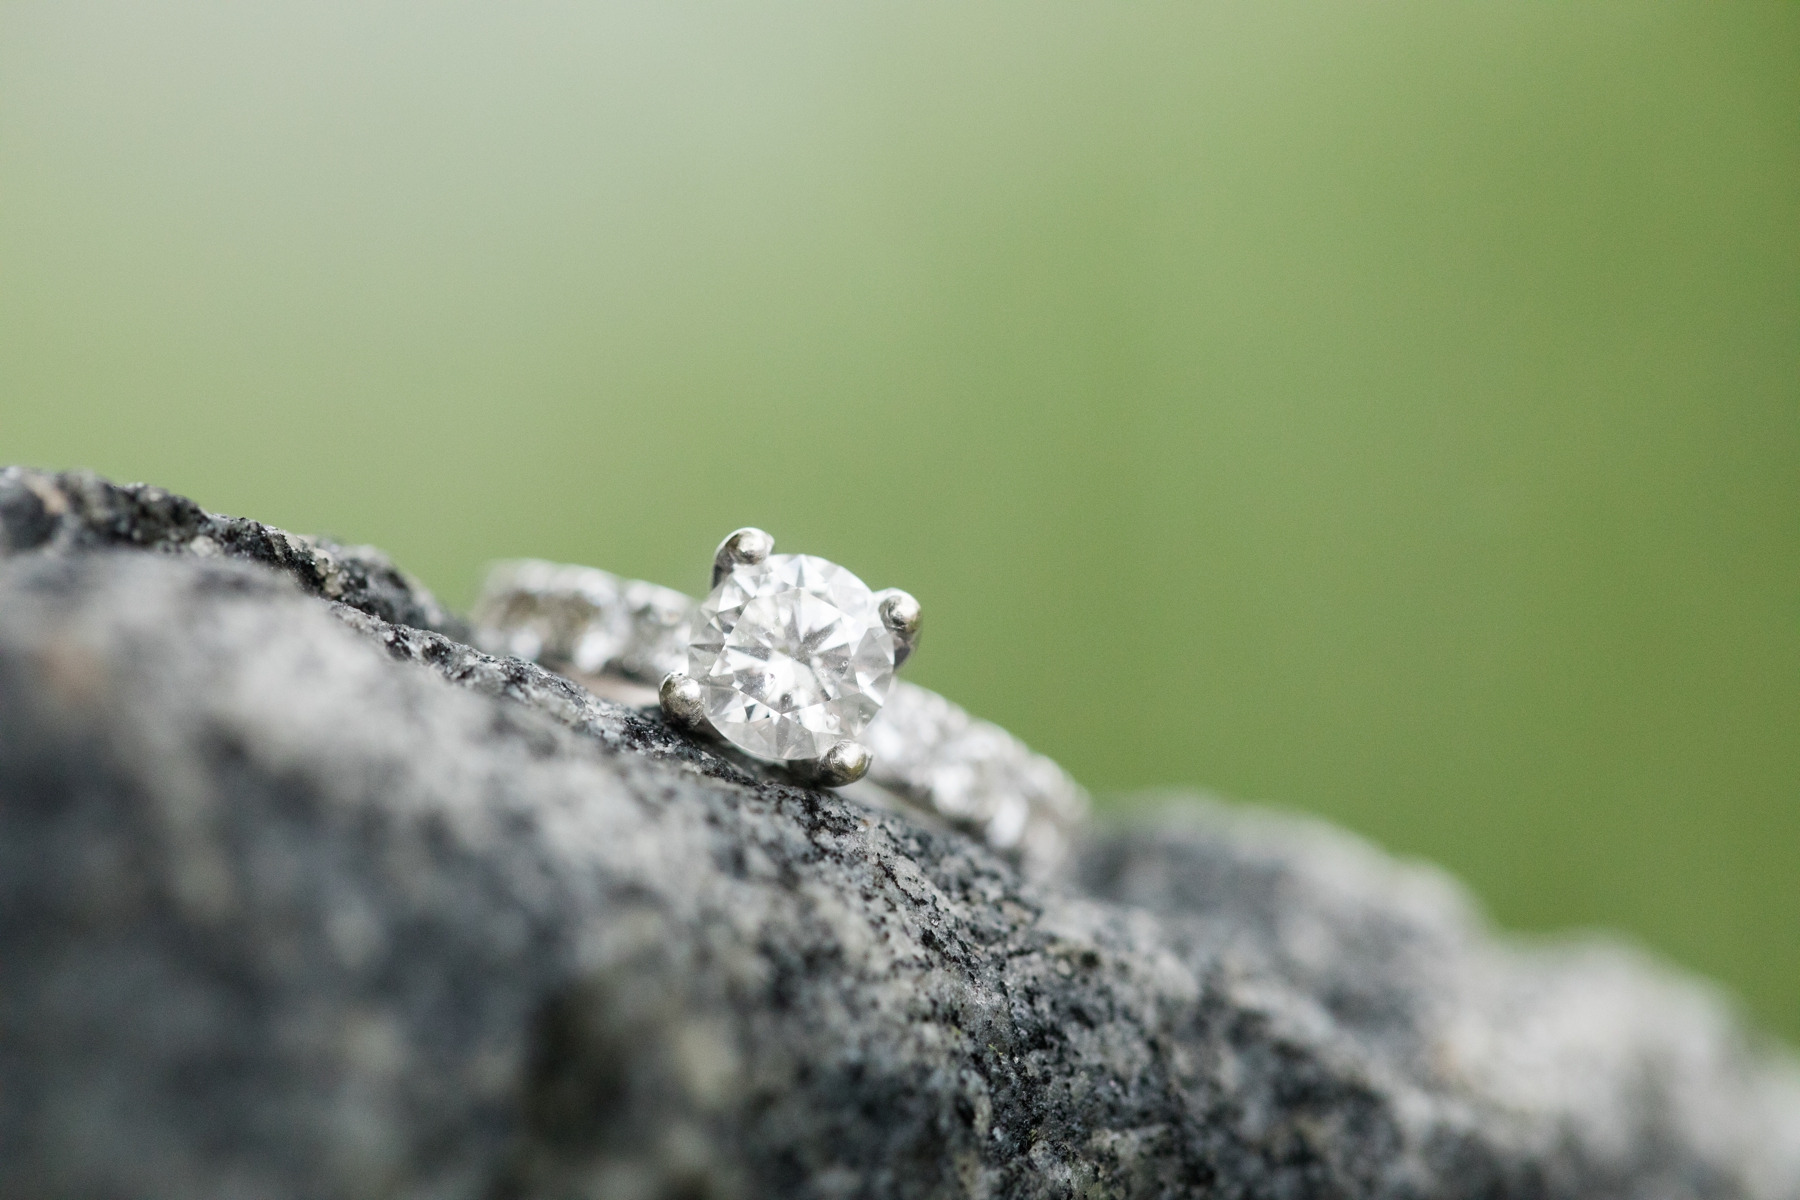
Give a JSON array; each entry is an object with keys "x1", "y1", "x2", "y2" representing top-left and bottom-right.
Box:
[
  {"x1": 1, "y1": 471, "x2": 1798, "y2": 1200},
  {"x1": 0, "y1": 466, "x2": 466, "y2": 637}
]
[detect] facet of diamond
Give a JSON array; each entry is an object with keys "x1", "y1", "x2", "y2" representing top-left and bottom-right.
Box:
[{"x1": 687, "y1": 553, "x2": 897, "y2": 761}]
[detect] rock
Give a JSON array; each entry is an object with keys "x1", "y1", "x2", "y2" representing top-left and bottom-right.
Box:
[
  {"x1": 1, "y1": 472, "x2": 1797, "y2": 1199},
  {"x1": 0, "y1": 466, "x2": 466, "y2": 638}
]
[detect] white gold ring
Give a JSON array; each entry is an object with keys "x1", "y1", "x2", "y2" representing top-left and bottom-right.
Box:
[{"x1": 471, "y1": 528, "x2": 1087, "y2": 876}]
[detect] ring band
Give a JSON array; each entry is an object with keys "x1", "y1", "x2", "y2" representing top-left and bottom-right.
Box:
[{"x1": 472, "y1": 557, "x2": 1088, "y2": 877}]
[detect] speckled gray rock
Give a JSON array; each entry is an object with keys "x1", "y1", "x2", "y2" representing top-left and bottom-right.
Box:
[
  {"x1": 1, "y1": 476, "x2": 1798, "y2": 1200},
  {"x1": 0, "y1": 466, "x2": 466, "y2": 638}
]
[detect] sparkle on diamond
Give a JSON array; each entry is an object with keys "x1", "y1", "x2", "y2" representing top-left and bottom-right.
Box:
[{"x1": 687, "y1": 554, "x2": 896, "y2": 761}]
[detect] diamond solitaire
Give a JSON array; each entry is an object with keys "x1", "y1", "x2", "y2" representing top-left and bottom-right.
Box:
[
  {"x1": 659, "y1": 528, "x2": 921, "y2": 786},
  {"x1": 473, "y1": 532, "x2": 1086, "y2": 869}
]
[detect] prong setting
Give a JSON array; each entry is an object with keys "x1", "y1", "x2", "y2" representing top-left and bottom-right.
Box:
[
  {"x1": 790, "y1": 739, "x2": 873, "y2": 788},
  {"x1": 712, "y1": 527, "x2": 774, "y2": 588},
  {"x1": 658, "y1": 671, "x2": 708, "y2": 731},
  {"x1": 875, "y1": 588, "x2": 922, "y2": 667}
]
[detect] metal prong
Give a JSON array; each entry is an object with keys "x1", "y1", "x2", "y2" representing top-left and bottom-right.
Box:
[
  {"x1": 659, "y1": 672, "x2": 708, "y2": 731},
  {"x1": 790, "y1": 739, "x2": 873, "y2": 788},
  {"x1": 711, "y1": 527, "x2": 774, "y2": 588},
  {"x1": 875, "y1": 588, "x2": 922, "y2": 667}
]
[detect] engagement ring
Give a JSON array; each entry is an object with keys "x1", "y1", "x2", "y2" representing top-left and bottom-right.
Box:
[{"x1": 472, "y1": 528, "x2": 1087, "y2": 876}]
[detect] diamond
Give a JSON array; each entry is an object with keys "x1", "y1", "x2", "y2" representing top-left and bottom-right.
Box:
[{"x1": 686, "y1": 554, "x2": 897, "y2": 760}]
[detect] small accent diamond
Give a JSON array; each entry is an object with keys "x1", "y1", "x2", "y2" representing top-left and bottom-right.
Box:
[{"x1": 687, "y1": 554, "x2": 896, "y2": 761}]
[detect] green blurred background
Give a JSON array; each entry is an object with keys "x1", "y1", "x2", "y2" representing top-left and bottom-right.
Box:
[{"x1": 2, "y1": 3, "x2": 1795, "y2": 1040}]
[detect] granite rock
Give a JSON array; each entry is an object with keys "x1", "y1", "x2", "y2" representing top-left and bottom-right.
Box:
[
  {"x1": 0, "y1": 466, "x2": 466, "y2": 638},
  {"x1": 1, "y1": 472, "x2": 1797, "y2": 1200}
]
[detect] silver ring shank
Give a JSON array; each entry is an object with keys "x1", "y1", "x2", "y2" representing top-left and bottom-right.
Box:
[{"x1": 471, "y1": 559, "x2": 1088, "y2": 877}]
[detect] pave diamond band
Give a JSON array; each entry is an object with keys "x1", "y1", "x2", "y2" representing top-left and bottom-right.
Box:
[
  {"x1": 856, "y1": 679, "x2": 1088, "y2": 878},
  {"x1": 472, "y1": 551, "x2": 1087, "y2": 876},
  {"x1": 474, "y1": 559, "x2": 693, "y2": 693}
]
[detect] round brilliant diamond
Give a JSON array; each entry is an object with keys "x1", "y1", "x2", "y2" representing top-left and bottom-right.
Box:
[{"x1": 686, "y1": 554, "x2": 896, "y2": 761}]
